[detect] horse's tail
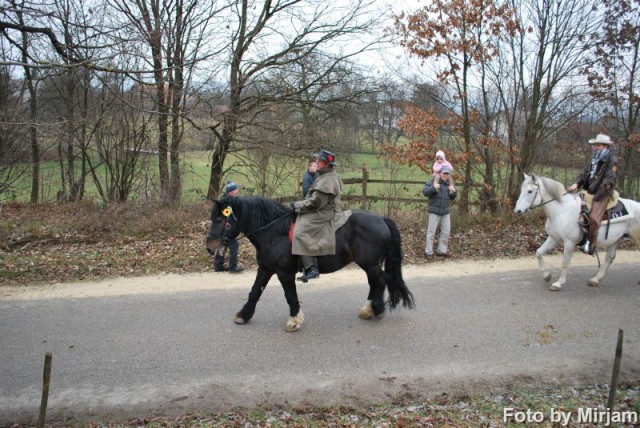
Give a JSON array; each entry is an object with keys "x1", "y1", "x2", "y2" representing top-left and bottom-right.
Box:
[
  {"x1": 629, "y1": 206, "x2": 640, "y2": 246},
  {"x1": 383, "y1": 217, "x2": 415, "y2": 310}
]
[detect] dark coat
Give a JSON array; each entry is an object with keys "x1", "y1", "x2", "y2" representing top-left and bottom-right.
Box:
[
  {"x1": 292, "y1": 168, "x2": 343, "y2": 256},
  {"x1": 575, "y1": 150, "x2": 618, "y2": 201},
  {"x1": 302, "y1": 170, "x2": 316, "y2": 197},
  {"x1": 422, "y1": 177, "x2": 457, "y2": 215}
]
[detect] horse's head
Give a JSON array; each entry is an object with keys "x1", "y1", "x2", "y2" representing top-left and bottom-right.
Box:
[
  {"x1": 514, "y1": 173, "x2": 541, "y2": 214},
  {"x1": 205, "y1": 197, "x2": 241, "y2": 255}
]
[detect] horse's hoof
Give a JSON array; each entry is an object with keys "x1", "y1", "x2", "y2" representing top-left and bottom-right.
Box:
[
  {"x1": 543, "y1": 272, "x2": 551, "y2": 282},
  {"x1": 549, "y1": 283, "x2": 561, "y2": 292},
  {"x1": 358, "y1": 301, "x2": 374, "y2": 320},
  {"x1": 234, "y1": 316, "x2": 247, "y2": 324},
  {"x1": 375, "y1": 311, "x2": 385, "y2": 320},
  {"x1": 285, "y1": 310, "x2": 304, "y2": 332},
  {"x1": 587, "y1": 278, "x2": 599, "y2": 287},
  {"x1": 285, "y1": 323, "x2": 301, "y2": 332}
]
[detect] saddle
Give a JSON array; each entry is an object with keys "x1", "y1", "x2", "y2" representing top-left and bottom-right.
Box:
[
  {"x1": 581, "y1": 190, "x2": 619, "y2": 212},
  {"x1": 580, "y1": 191, "x2": 628, "y2": 223},
  {"x1": 578, "y1": 194, "x2": 630, "y2": 246}
]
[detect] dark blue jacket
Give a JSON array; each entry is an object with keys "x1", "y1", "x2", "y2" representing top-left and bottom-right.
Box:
[
  {"x1": 423, "y1": 178, "x2": 457, "y2": 215},
  {"x1": 302, "y1": 170, "x2": 317, "y2": 197}
]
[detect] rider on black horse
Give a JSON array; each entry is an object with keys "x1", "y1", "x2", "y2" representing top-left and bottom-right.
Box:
[
  {"x1": 567, "y1": 134, "x2": 618, "y2": 255},
  {"x1": 291, "y1": 150, "x2": 344, "y2": 282}
]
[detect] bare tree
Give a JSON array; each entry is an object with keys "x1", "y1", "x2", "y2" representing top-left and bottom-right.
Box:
[
  {"x1": 394, "y1": 0, "x2": 520, "y2": 213},
  {"x1": 205, "y1": 0, "x2": 383, "y2": 199},
  {"x1": 108, "y1": 0, "x2": 227, "y2": 202},
  {"x1": 584, "y1": 0, "x2": 640, "y2": 199},
  {"x1": 85, "y1": 76, "x2": 151, "y2": 202},
  {"x1": 492, "y1": 0, "x2": 600, "y2": 200},
  {"x1": 222, "y1": 54, "x2": 377, "y2": 197},
  {"x1": 0, "y1": 65, "x2": 30, "y2": 201}
]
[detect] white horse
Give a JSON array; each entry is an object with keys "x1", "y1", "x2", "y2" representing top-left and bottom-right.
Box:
[{"x1": 514, "y1": 173, "x2": 640, "y2": 291}]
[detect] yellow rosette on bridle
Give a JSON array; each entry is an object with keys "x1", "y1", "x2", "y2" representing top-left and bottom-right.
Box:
[{"x1": 222, "y1": 207, "x2": 233, "y2": 217}]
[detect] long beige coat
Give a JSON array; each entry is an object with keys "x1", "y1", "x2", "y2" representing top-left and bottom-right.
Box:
[{"x1": 291, "y1": 168, "x2": 343, "y2": 256}]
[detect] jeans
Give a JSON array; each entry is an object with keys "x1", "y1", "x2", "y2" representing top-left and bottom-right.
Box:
[
  {"x1": 215, "y1": 238, "x2": 239, "y2": 270},
  {"x1": 425, "y1": 213, "x2": 451, "y2": 255}
]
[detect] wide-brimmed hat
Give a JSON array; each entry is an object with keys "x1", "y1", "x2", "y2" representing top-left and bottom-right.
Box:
[
  {"x1": 314, "y1": 150, "x2": 338, "y2": 166},
  {"x1": 588, "y1": 134, "x2": 614, "y2": 145}
]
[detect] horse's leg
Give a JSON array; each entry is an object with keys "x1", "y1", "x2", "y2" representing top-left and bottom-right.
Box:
[
  {"x1": 277, "y1": 272, "x2": 304, "y2": 332},
  {"x1": 235, "y1": 267, "x2": 273, "y2": 325},
  {"x1": 536, "y1": 237, "x2": 557, "y2": 284},
  {"x1": 587, "y1": 245, "x2": 616, "y2": 287},
  {"x1": 550, "y1": 241, "x2": 576, "y2": 292},
  {"x1": 359, "y1": 268, "x2": 386, "y2": 320}
]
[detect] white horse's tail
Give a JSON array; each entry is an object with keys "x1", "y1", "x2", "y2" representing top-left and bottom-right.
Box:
[
  {"x1": 629, "y1": 221, "x2": 640, "y2": 246},
  {"x1": 624, "y1": 199, "x2": 640, "y2": 245}
]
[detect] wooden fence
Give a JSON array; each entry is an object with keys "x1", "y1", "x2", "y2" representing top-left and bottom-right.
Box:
[
  {"x1": 279, "y1": 164, "x2": 485, "y2": 211},
  {"x1": 340, "y1": 164, "x2": 428, "y2": 209},
  {"x1": 280, "y1": 164, "x2": 429, "y2": 209}
]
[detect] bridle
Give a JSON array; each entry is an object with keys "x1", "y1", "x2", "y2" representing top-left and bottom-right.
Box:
[
  {"x1": 209, "y1": 205, "x2": 293, "y2": 246},
  {"x1": 526, "y1": 181, "x2": 568, "y2": 211},
  {"x1": 207, "y1": 210, "x2": 236, "y2": 256}
]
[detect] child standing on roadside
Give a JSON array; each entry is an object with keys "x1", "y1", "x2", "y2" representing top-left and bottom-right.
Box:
[{"x1": 433, "y1": 150, "x2": 455, "y2": 191}]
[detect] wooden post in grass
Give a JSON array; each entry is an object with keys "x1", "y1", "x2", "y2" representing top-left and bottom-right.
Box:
[
  {"x1": 361, "y1": 164, "x2": 368, "y2": 210},
  {"x1": 607, "y1": 329, "x2": 623, "y2": 411},
  {"x1": 37, "y1": 352, "x2": 52, "y2": 428}
]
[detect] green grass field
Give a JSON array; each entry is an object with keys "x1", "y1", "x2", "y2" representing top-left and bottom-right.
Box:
[
  {"x1": 4, "y1": 149, "x2": 583, "y2": 216},
  {"x1": 4, "y1": 150, "x2": 429, "y2": 205}
]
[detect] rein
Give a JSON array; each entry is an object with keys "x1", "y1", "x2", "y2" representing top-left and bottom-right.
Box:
[
  {"x1": 218, "y1": 210, "x2": 294, "y2": 244},
  {"x1": 239, "y1": 211, "x2": 294, "y2": 240}
]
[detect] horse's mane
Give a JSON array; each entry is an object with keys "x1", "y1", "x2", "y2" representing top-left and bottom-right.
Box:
[
  {"x1": 535, "y1": 175, "x2": 567, "y2": 201},
  {"x1": 222, "y1": 196, "x2": 293, "y2": 234}
]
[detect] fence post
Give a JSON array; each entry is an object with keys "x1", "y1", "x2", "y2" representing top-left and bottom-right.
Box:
[
  {"x1": 607, "y1": 329, "x2": 624, "y2": 412},
  {"x1": 37, "y1": 352, "x2": 52, "y2": 428},
  {"x1": 361, "y1": 164, "x2": 368, "y2": 210}
]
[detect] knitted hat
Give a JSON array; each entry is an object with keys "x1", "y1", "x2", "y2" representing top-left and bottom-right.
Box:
[{"x1": 225, "y1": 179, "x2": 239, "y2": 193}]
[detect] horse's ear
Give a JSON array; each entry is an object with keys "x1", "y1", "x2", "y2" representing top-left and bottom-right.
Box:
[
  {"x1": 523, "y1": 172, "x2": 530, "y2": 180},
  {"x1": 531, "y1": 174, "x2": 536, "y2": 183}
]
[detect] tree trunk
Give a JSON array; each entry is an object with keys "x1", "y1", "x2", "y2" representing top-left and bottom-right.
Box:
[{"x1": 24, "y1": 64, "x2": 38, "y2": 203}]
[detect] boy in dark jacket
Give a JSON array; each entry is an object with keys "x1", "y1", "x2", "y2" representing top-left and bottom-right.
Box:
[{"x1": 423, "y1": 166, "x2": 457, "y2": 259}]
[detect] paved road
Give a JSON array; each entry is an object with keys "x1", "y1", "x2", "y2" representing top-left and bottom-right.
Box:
[{"x1": 1, "y1": 259, "x2": 639, "y2": 425}]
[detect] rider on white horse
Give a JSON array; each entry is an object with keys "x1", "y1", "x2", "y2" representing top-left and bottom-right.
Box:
[{"x1": 567, "y1": 134, "x2": 618, "y2": 255}]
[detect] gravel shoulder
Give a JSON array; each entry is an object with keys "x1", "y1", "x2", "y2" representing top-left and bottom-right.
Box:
[{"x1": 2, "y1": 250, "x2": 637, "y2": 301}]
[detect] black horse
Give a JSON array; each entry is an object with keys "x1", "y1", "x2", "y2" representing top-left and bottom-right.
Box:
[{"x1": 206, "y1": 196, "x2": 415, "y2": 332}]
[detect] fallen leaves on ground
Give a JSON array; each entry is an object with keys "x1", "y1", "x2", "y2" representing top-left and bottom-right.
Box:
[{"x1": 0, "y1": 202, "x2": 635, "y2": 286}]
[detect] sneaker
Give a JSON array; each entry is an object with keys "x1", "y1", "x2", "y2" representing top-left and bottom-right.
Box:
[
  {"x1": 228, "y1": 265, "x2": 244, "y2": 273},
  {"x1": 214, "y1": 266, "x2": 227, "y2": 272},
  {"x1": 579, "y1": 241, "x2": 590, "y2": 254},
  {"x1": 425, "y1": 253, "x2": 434, "y2": 260},
  {"x1": 435, "y1": 251, "x2": 452, "y2": 258}
]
